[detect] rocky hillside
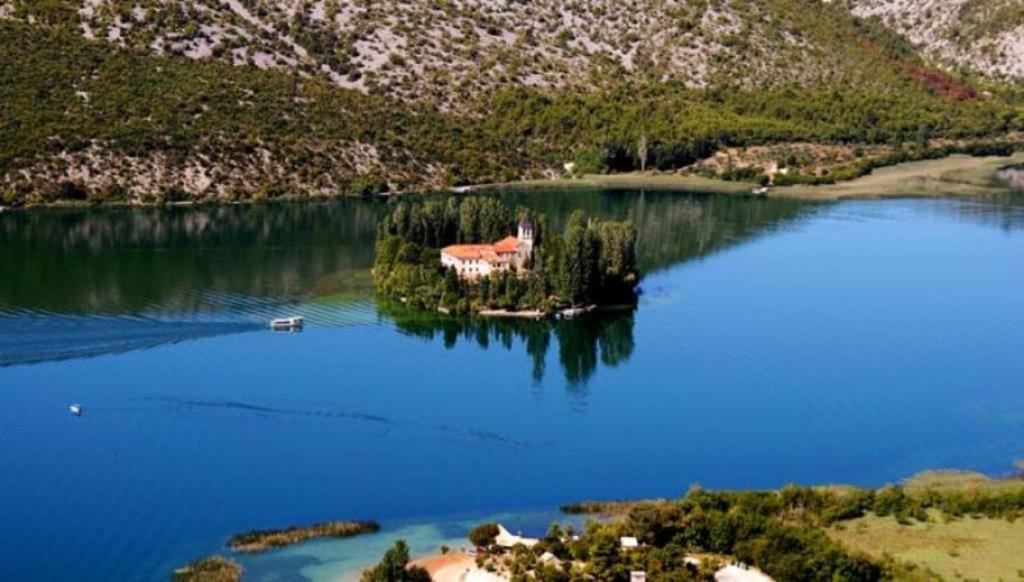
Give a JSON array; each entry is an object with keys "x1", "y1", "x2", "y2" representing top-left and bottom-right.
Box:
[
  {"x1": 0, "y1": 0, "x2": 1021, "y2": 205},
  {"x1": 73, "y1": 0, "x2": 818, "y2": 104},
  {"x1": 844, "y1": 0, "x2": 1024, "y2": 81},
  {"x1": 4, "y1": 0, "x2": 1007, "y2": 106}
]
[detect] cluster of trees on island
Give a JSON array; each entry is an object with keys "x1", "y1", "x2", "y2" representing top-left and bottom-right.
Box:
[
  {"x1": 228, "y1": 520, "x2": 380, "y2": 553},
  {"x1": 374, "y1": 196, "x2": 639, "y2": 315}
]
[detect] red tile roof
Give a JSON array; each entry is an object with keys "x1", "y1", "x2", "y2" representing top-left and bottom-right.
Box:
[
  {"x1": 493, "y1": 236, "x2": 519, "y2": 254},
  {"x1": 442, "y1": 236, "x2": 519, "y2": 264},
  {"x1": 442, "y1": 244, "x2": 491, "y2": 260}
]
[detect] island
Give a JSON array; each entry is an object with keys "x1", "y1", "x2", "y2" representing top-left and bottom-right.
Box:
[
  {"x1": 227, "y1": 519, "x2": 380, "y2": 553},
  {"x1": 374, "y1": 196, "x2": 640, "y2": 317},
  {"x1": 172, "y1": 520, "x2": 382, "y2": 581},
  {"x1": 172, "y1": 555, "x2": 242, "y2": 582}
]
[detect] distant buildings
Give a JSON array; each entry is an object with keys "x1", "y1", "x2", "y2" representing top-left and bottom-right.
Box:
[{"x1": 440, "y1": 218, "x2": 534, "y2": 280}]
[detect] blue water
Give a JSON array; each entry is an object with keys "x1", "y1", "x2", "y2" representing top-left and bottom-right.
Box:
[{"x1": 0, "y1": 194, "x2": 1022, "y2": 580}]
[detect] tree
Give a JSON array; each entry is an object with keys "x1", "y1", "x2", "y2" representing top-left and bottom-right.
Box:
[
  {"x1": 542, "y1": 523, "x2": 569, "y2": 559},
  {"x1": 361, "y1": 540, "x2": 431, "y2": 582},
  {"x1": 637, "y1": 133, "x2": 648, "y2": 172},
  {"x1": 585, "y1": 530, "x2": 622, "y2": 579},
  {"x1": 561, "y1": 211, "x2": 601, "y2": 305},
  {"x1": 469, "y1": 523, "x2": 500, "y2": 548},
  {"x1": 596, "y1": 221, "x2": 638, "y2": 301}
]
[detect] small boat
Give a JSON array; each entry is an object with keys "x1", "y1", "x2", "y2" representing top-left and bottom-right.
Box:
[
  {"x1": 752, "y1": 186, "x2": 770, "y2": 197},
  {"x1": 68, "y1": 404, "x2": 83, "y2": 416},
  {"x1": 557, "y1": 305, "x2": 596, "y2": 320},
  {"x1": 270, "y1": 316, "x2": 304, "y2": 331}
]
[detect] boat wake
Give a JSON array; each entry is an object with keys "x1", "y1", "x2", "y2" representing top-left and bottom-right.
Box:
[
  {"x1": 153, "y1": 396, "x2": 534, "y2": 449},
  {"x1": 0, "y1": 312, "x2": 260, "y2": 367}
]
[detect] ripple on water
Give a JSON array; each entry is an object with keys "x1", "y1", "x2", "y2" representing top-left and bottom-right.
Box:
[
  {"x1": 1, "y1": 195, "x2": 1022, "y2": 582},
  {"x1": 0, "y1": 293, "x2": 383, "y2": 368}
]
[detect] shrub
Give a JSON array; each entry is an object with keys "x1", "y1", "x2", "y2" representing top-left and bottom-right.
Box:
[
  {"x1": 572, "y1": 150, "x2": 606, "y2": 175},
  {"x1": 160, "y1": 187, "x2": 191, "y2": 203},
  {"x1": 469, "y1": 523, "x2": 500, "y2": 548},
  {"x1": 348, "y1": 175, "x2": 389, "y2": 197},
  {"x1": 55, "y1": 180, "x2": 88, "y2": 201}
]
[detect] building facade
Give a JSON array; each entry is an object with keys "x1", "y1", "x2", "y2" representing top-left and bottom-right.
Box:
[{"x1": 440, "y1": 218, "x2": 534, "y2": 279}]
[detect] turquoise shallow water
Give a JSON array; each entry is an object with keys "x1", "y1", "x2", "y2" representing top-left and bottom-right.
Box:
[
  {"x1": 0, "y1": 192, "x2": 1022, "y2": 580},
  {"x1": 239, "y1": 510, "x2": 585, "y2": 581}
]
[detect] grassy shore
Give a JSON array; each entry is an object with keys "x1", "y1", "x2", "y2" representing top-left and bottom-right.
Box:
[
  {"x1": 5, "y1": 153, "x2": 1020, "y2": 214},
  {"x1": 830, "y1": 510, "x2": 1024, "y2": 581},
  {"x1": 228, "y1": 520, "x2": 380, "y2": 553},
  {"x1": 772, "y1": 153, "x2": 1024, "y2": 200},
  {"x1": 477, "y1": 152, "x2": 1024, "y2": 201},
  {"x1": 482, "y1": 172, "x2": 755, "y2": 195}
]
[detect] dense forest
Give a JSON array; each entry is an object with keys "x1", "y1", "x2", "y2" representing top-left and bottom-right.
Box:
[{"x1": 374, "y1": 197, "x2": 639, "y2": 315}]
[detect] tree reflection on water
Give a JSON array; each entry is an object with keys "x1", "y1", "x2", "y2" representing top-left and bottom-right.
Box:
[{"x1": 381, "y1": 301, "x2": 635, "y2": 387}]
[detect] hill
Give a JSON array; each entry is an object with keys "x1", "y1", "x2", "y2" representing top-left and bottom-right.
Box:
[
  {"x1": 844, "y1": 0, "x2": 1024, "y2": 81},
  {"x1": 0, "y1": 0, "x2": 1021, "y2": 205},
  {"x1": 15, "y1": 0, "x2": 1024, "y2": 103}
]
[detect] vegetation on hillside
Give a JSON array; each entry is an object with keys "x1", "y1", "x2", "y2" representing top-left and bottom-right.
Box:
[
  {"x1": 2, "y1": 1, "x2": 1024, "y2": 205},
  {"x1": 845, "y1": 0, "x2": 1024, "y2": 81},
  {"x1": 12, "y1": 0, "x2": 1024, "y2": 100},
  {"x1": 374, "y1": 197, "x2": 639, "y2": 314}
]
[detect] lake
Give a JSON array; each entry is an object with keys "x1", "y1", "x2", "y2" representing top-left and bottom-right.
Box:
[{"x1": 1, "y1": 190, "x2": 1022, "y2": 581}]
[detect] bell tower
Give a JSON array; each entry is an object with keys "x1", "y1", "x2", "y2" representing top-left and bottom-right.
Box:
[
  {"x1": 517, "y1": 217, "x2": 534, "y2": 264},
  {"x1": 518, "y1": 217, "x2": 533, "y2": 245}
]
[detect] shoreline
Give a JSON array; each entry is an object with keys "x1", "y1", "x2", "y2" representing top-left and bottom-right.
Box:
[
  {"x1": 4, "y1": 153, "x2": 1021, "y2": 214},
  {"x1": 770, "y1": 152, "x2": 1024, "y2": 200},
  {"x1": 400, "y1": 467, "x2": 1024, "y2": 582},
  {"x1": 474, "y1": 152, "x2": 1024, "y2": 201},
  {"x1": 171, "y1": 466, "x2": 1023, "y2": 580}
]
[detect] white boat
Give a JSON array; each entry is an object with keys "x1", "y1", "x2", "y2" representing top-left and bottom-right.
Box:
[
  {"x1": 557, "y1": 305, "x2": 596, "y2": 320},
  {"x1": 69, "y1": 404, "x2": 83, "y2": 416},
  {"x1": 270, "y1": 316, "x2": 304, "y2": 331},
  {"x1": 752, "y1": 186, "x2": 770, "y2": 197}
]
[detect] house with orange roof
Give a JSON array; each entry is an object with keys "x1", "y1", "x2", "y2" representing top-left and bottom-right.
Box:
[{"x1": 441, "y1": 218, "x2": 534, "y2": 280}]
